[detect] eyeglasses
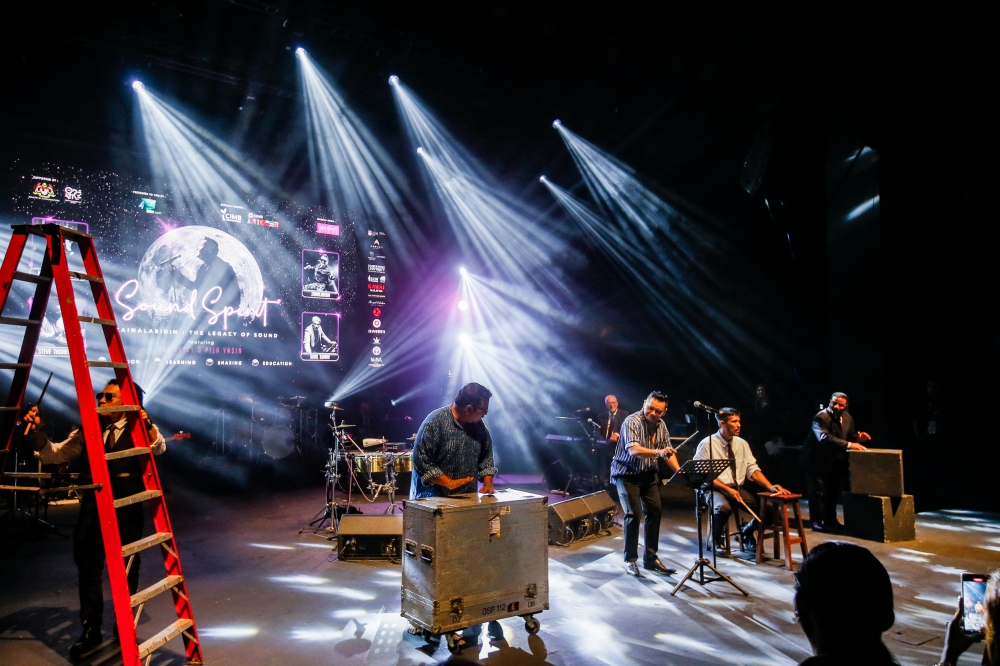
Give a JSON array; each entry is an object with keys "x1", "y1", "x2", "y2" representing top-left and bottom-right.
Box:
[{"x1": 96, "y1": 392, "x2": 118, "y2": 402}]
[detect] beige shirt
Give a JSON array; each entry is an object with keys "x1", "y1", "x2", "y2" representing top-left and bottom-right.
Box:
[{"x1": 693, "y1": 431, "x2": 760, "y2": 487}]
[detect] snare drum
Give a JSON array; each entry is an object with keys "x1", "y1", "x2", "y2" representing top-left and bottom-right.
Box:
[{"x1": 393, "y1": 455, "x2": 413, "y2": 473}]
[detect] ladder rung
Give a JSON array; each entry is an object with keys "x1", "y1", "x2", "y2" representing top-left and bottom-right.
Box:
[
  {"x1": 0, "y1": 406, "x2": 21, "y2": 411},
  {"x1": 138, "y1": 618, "x2": 194, "y2": 660},
  {"x1": 12, "y1": 271, "x2": 51, "y2": 284},
  {"x1": 25, "y1": 223, "x2": 93, "y2": 239},
  {"x1": 105, "y1": 446, "x2": 150, "y2": 461},
  {"x1": 69, "y1": 271, "x2": 104, "y2": 283},
  {"x1": 4, "y1": 472, "x2": 53, "y2": 479},
  {"x1": 131, "y1": 574, "x2": 184, "y2": 607},
  {"x1": 0, "y1": 362, "x2": 32, "y2": 369},
  {"x1": 87, "y1": 360, "x2": 127, "y2": 368},
  {"x1": 40, "y1": 483, "x2": 101, "y2": 494},
  {"x1": 97, "y1": 405, "x2": 140, "y2": 414},
  {"x1": 0, "y1": 316, "x2": 41, "y2": 327},
  {"x1": 79, "y1": 316, "x2": 117, "y2": 326},
  {"x1": 0, "y1": 485, "x2": 40, "y2": 492},
  {"x1": 122, "y1": 532, "x2": 174, "y2": 558},
  {"x1": 113, "y1": 489, "x2": 162, "y2": 509}
]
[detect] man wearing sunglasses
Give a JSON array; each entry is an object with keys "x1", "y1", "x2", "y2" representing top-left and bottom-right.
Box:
[
  {"x1": 23, "y1": 380, "x2": 166, "y2": 658},
  {"x1": 410, "y1": 382, "x2": 496, "y2": 499}
]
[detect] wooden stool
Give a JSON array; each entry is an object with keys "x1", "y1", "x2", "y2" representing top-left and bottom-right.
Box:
[{"x1": 755, "y1": 492, "x2": 809, "y2": 570}]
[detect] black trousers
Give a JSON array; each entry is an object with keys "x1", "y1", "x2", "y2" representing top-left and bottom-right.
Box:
[
  {"x1": 613, "y1": 471, "x2": 661, "y2": 563},
  {"x1": 75, "y1": 493, "x2": 144, "y2": 629},
  {"x1": 709, "y1": 485, "x2": 760, "y2": 542},
  {"x1": 806, "y1": 460, "x2": 846, "y2": 527}
]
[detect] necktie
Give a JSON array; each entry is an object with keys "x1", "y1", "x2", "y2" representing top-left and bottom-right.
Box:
[
  {"x1": 728, "y1": 440, "x2": 737, "y2": 484},
  {"x1": 104, "y1": 423, "x2": 117, "y2": 449}
]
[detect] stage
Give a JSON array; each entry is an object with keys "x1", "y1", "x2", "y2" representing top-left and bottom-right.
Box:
[{"x1": 0, "y1": 477, "x2": 994, "y2": 666}]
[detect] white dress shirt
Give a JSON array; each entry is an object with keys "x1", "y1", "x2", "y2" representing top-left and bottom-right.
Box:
[
  {"x1": 692, "y1": 430, "x2": 761, "y2": 487},
  {"x1": 35, "y1": 418, "x2": 167, "y2": 465}
]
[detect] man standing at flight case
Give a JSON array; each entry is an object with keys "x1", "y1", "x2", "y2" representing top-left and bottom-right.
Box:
[
  {"x1": 410, "y1": 382, "x2": 497, "y2": 498},
  {"x1": 23, "y1": 380, "x2": 166, "y2": 658},
  {"x1": 610, "y1": 391, "x2": 680, "y2": 577},
  {"x1": 803, "y1": 391, "x2": 871, "y2": 532}
]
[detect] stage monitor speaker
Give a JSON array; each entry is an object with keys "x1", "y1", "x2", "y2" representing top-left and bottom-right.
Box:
[
  {"x1": 849, "y1": 449, "x2": 904, "y2": 496},
  {"x1": 548, "y1": 491, "x2": 617, "y2": 545},
  {"x1": 337, "y1": 514, "x2": 403, "y2": 561},
  {"x1": 843, "y1": 493, "x2": 915, "y2": 542}
]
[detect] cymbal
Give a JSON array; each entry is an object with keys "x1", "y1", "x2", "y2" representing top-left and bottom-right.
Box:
[
  {"x1": 334, "y1": 424, "x2": 356, "y2": 429},
  {"x1": 554, "y1": 416, "x2": 581, "y2": 421},
  {"x1": 328, "y1": 405, "x2": 344, "y2": 411}
]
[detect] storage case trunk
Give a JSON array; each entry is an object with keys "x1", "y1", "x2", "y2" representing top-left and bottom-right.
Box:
[{"x1": 401, "y1": 489, "x2": 549, "y2": 634}]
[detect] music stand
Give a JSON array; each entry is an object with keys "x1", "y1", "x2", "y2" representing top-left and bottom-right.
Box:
[{"x1": 665, "y1": 459, "x2": 749, "y2": 597}]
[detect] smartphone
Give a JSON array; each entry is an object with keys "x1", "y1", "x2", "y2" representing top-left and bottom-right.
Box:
[{"x1": 962, "y1": 573, "x2": 988, "y2": 633}]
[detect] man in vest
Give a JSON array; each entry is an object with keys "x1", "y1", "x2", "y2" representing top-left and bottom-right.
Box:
[{"x1": 23, "y1": 380, "x2": 166, "y2": 658}]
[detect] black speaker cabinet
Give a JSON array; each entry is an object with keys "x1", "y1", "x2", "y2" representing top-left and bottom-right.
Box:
[
  {"x1": 548, "y1": 491, "x2": 617, "y2": 545},
  {"x1": 337, "y1": 514, "x2": 403, "y2": 561},
  {"x1": 848, "y1": 449, "x2": 904, "y2": 497},
  {"x1": 844, "y1": 493, "x2": 916, "y2": 542}
]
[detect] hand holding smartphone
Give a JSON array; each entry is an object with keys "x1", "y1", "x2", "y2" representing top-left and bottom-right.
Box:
[{"x1": 962, "y1": 573, "x2": 988, "y2": 634}]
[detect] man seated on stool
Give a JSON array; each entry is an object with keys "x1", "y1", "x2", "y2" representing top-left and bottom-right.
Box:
[{"x1": 693, "y1": 407, "x2": 790, "y2": 554}]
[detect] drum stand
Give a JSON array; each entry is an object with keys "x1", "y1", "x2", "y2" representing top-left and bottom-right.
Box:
[{"x1": 299, "y1": 420, "x2": 349, "y2": 537}]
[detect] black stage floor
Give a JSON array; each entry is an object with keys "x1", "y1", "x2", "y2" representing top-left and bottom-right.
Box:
[{"x1": 1, "y1": 478, "x2": 996, "y2": 665}]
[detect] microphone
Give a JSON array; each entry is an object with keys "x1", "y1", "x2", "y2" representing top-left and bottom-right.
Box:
[{"x1": 693, "y1": 401, "x2": 719, "y2": 414}]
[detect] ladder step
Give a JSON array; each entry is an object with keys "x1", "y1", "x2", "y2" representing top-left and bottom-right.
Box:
[
  {"x1": 12, "y1": 271, "x2": 51, "y2": 284},
  {"x1": 79, "y1": 315, "x2": 117, "y2": 326},
  {"x1": 0, "y1": 362, "x2": 32, "y2": 369},
  {"x1": 87, "y1": 360, "x2": 128, "y2": 368},
  {"x1": 137, "y1": 618, "x2": 194, "y2": 660},
  {"x1": 105, "y1": 446, "x2": 150, "y2": 461},
  {"x1": 68, "y1": 271, "x2": 104, "y2": 283},
  {"x1": 0, "y1": 316, "x2": 41, "y2": 327},
  {"x1": 113, "y1": 489, "x2": 162, "y2": 509},
  {"x1": 131, "y1": 574, "x2": 184, "y2": 607},
  {"x1": 97, "y1": 405, "x2": 140, "y2": 414},
  {"x1": 122, "y1": 532, "x2": 174, "y2": 558},
  {"x1": 0, "y1": 406, "x2": 21, "y2": 412},
  {"x1": 0, "y1": 485, "x2": 40, "y2": 492}
]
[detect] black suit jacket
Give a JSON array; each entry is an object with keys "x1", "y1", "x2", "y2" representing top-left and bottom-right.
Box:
[
  {"x1": 601, "y1": 409, "x2": 628, "y2": 441},
  {"x1": 803, "y1": 408, "x2": 859, "y2": 472}
]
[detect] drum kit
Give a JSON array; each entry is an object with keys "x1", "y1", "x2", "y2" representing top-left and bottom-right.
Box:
[
  {"x1": 211, "y1": 395, "x2": 321, "y2": 461},
  {"x1": 301, "y1": 403, "x2": 415, "y2": 536}
]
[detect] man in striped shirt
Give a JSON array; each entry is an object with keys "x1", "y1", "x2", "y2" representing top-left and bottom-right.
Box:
[{"x1": 610, "y1": 391, "x2": 681, "y2": 577}]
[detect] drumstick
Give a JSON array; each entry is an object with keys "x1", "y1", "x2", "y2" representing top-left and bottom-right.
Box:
[{"x1": 733, "y1": 494, "x2": 761, "y2": 523}]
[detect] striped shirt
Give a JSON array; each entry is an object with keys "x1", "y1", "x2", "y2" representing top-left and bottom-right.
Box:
[{"x1": 610, "y1": 411, "x2": 671, "y2": 478}]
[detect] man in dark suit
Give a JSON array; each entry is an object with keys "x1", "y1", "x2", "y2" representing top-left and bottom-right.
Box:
[{"x1": 803, "y1": 392, "x2": 871, "y2": 532}]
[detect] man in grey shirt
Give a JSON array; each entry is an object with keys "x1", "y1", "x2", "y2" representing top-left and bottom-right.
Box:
[{"x1": 410, "y1": 382, "x2": 497, "y2": 498}]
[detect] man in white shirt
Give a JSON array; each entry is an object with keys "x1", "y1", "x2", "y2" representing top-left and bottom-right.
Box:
[
  {"x1": 693, "y1": 407, "x2": 790, "y2": 550},
  {"x1": 23, "y1": 380, "x2": 166, "y2": 658}
]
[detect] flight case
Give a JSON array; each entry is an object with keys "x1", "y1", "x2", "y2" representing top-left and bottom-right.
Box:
[{"x1": 401, "y1": 489, "x2": 549, "y2": 651}]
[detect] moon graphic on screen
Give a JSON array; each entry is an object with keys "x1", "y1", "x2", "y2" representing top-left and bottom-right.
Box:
[{"x1": 137, "y1": 226, "x2": 264, "y2": 314}]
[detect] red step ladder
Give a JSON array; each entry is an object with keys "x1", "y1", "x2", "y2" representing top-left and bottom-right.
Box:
[{"x1": 0, "y1": 223, "x2": 203, "y2": 665}]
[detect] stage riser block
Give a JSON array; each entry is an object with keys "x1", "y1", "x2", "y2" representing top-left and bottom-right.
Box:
[
  {"x1": 843, "y1": 493, "x2": 915, "y2": 542},
  {"x1": 848, "y1": 449, "x2": 904, "y2": 497},
  {"x1": 337, "y1": 515, "x2": 403, "y2": 561}
]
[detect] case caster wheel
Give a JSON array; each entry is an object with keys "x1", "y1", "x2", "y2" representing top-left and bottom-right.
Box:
[
  {"x1": 524, "y1": 616, "x2": 540, "y2": 634},
  {"x1": 446, "y1": 632, "x2": 465, "y2": 654}
]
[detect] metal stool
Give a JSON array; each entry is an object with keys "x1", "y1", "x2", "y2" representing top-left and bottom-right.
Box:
[{"x1": 755, "y1": 492, "x2": 809, "y2": 570}]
